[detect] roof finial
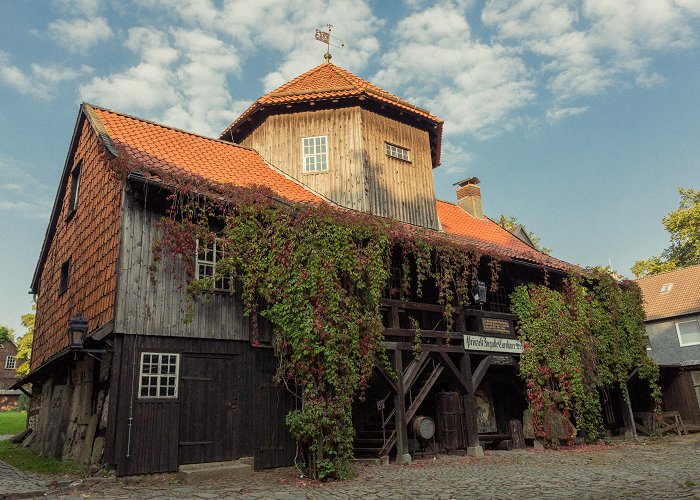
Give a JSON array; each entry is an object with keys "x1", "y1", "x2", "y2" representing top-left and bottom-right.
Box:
[{"x1": 315, "y1": 24, "x2": 344, "y2": 64}]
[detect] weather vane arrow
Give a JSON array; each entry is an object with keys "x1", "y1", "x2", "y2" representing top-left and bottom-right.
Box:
[{"x1": 315, "y1": 24, "x2": 344, "y2": 63}]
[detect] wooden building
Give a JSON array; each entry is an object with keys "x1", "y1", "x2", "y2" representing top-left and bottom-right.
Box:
[
  {"x1": 636, "y1": 265, "x2": 700, "y2": 431},
  {"x1": 0, "y1": 339, "x2": 21, "y2": 410},
  {"x1": 16, "y1": 61, "x2": 574, "y2": 475}
]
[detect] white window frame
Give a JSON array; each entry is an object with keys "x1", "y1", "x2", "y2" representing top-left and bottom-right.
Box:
[
  {"x1": 675, "y1": 318, "x2": 700, "y2": 347},
  {"x1": 302, "y1": 136, "x2": 328, "y2": 172},
  {"x1": 5, "y1": 355, "x2": 16, "y2": 370},
  {"x1": 195, "y1": 238, "x2": 232, "y2": 292},
  {"x1": 385, "y1": 142, "x2": 410, "y2": 162},
  {"x1": 137, "y1": 352, "x2": 180, "y2": 399}
]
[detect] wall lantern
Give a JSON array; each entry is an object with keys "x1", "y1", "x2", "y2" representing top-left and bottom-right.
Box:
[
  {"x1": 471, "y1": 281, "x2": 487, "y2": 307},
  {"x1": 68, "y1": 312, "x2": 88, "y2": 350}
]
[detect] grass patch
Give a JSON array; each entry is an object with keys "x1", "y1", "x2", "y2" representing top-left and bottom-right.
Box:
[
  {"x1": 0, "y1": 411, "x2": 27, "y2": 435},
  {"x1": 0, "y1": 441, "x2": 81, "y2": 475}
]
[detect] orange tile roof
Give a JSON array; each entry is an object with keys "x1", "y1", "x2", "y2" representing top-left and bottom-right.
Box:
[
  {"x1": 86, "y1": 105, "x2": 320, "y2": 204},
  {"x1": 84, "y1": 104, "x2": 566, "y2": 271},
  {"x1": 220, "y1": 63, "x2": 444, "y2": 166},
  {"x1": 635, "y1": 264, "x2": 700, "y2": 321},
  {"x1": 436, "y1": 200, "x2": 570, "y2": 271}
]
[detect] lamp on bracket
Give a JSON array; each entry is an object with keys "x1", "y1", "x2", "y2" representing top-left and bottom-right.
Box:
[
  {"x1": 471, "y1": 281, "x2": 487, "y2": 309},
  {"x1": 68, "y1": 312, "x2": 88, "y2": 350}
]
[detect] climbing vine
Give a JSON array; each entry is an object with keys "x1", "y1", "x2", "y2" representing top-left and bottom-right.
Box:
[
  {"x1": 511, "y1": 269, "x2": 660, "y2": 447},
  {"x1": 111, "y1": 150, "x2": 506, "y2": 479}
]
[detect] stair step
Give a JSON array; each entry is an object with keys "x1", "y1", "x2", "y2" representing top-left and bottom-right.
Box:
[{"x1": 177, "y1": 459, "x2": 252, "y2": 483}]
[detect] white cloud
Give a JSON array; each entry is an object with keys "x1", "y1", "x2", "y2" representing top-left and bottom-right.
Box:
[
  {"x1": 439, "y1": 141, "x2": 475, "y2": 176},
  {"x1": 0, "y1": 157, "x2": 52, "y2": 219},
  {"x1": 53, "y1": 0, "x2": 101, "y2": 17},
  {"x1": 375, "y1": 2, "x2": 536, "y2": 137},
  {"x1": 48, "y1": 16, "x2": 113, "y2": 54},
  {"x1": 546, "y1": 106, "x2": 588, "y2": 123},
  {"x1": 0, "y1": 51, "x2": 91, "y2": 98}
]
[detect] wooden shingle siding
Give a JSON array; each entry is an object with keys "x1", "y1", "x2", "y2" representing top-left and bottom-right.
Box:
[
  {"x1": 114, "y1": 189, "x2": 249, "y2": 340},
  {"x1": 32, "y1": 118, "x2": 122, "y2": 369}
]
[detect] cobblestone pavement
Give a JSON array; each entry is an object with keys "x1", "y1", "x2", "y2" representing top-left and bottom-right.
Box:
[
  {"x1": 2, "y1": 435, "x2": 699, "y2": 499},
  {"x1": 0, "y1": 456, "x2": 50, "y2": 499}
]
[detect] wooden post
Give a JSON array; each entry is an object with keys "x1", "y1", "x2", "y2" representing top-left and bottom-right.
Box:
[
  {"x1": 393, "y1": 348, "x2": 410, "y2": 463},
  {"x1": 619, "y1": 382, "x2": 637, "y2": 440},
  {"x1": 460, "y1": 352, "x2": 484, "y2": 457}
]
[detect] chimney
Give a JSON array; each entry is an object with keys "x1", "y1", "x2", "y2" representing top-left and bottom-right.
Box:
[{"x1": 454, "y1": 177, "x2": 483, "y2": 219}]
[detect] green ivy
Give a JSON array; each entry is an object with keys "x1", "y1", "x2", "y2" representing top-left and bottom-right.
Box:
[{"x1": 511, "y1": 270, "x2": 660, "y2": 446}]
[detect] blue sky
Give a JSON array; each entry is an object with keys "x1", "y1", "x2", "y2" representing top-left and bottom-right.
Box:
[{"x1": 1, "y1": 0, "x2": 699, "y2": 335}]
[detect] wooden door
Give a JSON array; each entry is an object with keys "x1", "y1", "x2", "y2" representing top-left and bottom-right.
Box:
[
  {"x1": 179, "y1": 354, "x2": 242, "y2": 464},
  {"x1": 253, "y1": 350, "x2": 296, "y2": 469}
]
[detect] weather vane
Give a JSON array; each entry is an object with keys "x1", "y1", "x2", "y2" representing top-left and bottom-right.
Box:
[{"x1": 315, "y1": 24, "x2": 344, "y2": 63}]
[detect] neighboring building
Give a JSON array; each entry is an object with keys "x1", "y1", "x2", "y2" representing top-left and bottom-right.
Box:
[
  {"x1": 636, "y1": 264, "x2": 700, "y2": 431},
  {"x1": 16, "y1": 61, "x2": 576, "y2": 475},
  {"x1": 0, "y1": 339, "x2": 21, "y2": 410}
]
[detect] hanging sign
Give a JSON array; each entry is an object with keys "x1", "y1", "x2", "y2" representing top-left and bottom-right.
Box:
[{"x1": 463, "y1": 334, "x2": 523, "y2": 354}]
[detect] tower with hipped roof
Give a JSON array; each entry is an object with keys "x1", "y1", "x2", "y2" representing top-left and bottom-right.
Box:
[{"x1": 220, "y1": 62, "x2": 444, "y2": 229}]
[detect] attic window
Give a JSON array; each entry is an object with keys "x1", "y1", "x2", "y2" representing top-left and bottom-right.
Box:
[
  {"x1": 385, "y1": 143, "x2": 410, "y2": 162},
  {"x1": 302, "y1": 136, "x2": 328, "y2": 172},
  {"x1": 196, "y1": 238, "x2": 232, "y2": 292},
  {"x1": 66, "y1": 161, "x2": 82, "y2": 220},
  {"x1": 59, "y1": 257, "x2": 71, "y2": 295},
  {"x1": 5, "y1": 355, "x2": 16, "y2": 370},
  {"x1": 659, "y1": 283, "x2": 673, "y2": 294}
]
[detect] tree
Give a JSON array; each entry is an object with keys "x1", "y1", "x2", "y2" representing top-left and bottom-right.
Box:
[
  {"x1": 498, "y1": 215, "x2": 552, "y2": 254},
  {"x1": 0, "y1": 325, "x2": 14, "y2": 344},
  {"x1": 16, "y1": 308, "x2": 35, "y2": 376},
  {"x1": 632, "y1": 187, "x2": 700, "y2": 277}
]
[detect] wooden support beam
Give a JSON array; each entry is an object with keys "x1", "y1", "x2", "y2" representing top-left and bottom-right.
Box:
[
  {"x1": 375, "y1": 360, "x2": 398, "y2": 394},
  {"x1": 460, "y1": 353, "x2": 482, "y2": 452},
  {"x1": 405, "y1": 362, "x2": 444, "y2": 422},
  {"x1": 384, "y1": 341, "x2": 464, "y2": 353},
  {"x1": 472, "y1": 355, "x2": 494, "y2": 390},
  {"x1": 393, "y1": 349, "x2": 409, "y2": 458},
  {"x1": 402, "y1": 350, "x2": 430, "y2": 394},
  {"x1": 438, "y1": 351, "x2": 469, "y2": 393}
]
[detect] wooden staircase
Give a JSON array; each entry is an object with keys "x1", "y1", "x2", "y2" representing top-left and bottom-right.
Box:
[{"x1": 353, "y1": 356, "x2": 444, "y2": 458}]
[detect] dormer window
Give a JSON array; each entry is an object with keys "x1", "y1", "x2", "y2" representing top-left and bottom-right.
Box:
[
  {"x1": 385, "y1": 143, "x2": 410, "y2": 162},
  {"x1": 66, "y1": 161, "x2": 82, "y2": 220},
  {"x1": 302, "y1": 136, "x2": 328, "y2": 172},
  {"x1": 659, "y1": 283, "x2": 673, "y2": 293}
]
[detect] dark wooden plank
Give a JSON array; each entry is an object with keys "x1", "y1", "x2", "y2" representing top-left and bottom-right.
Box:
[
  {"x1": 472, "y1": 355, "x2": 494, "y2": 390},
  {"x1": 384, "y1": 341, "x2": 464, "y2": 353},
  {"x1": 402, "y1": 350, "x2": 429, "y2": 394},
  {"x1": 460, "y1": 353, "x2": 480, "y2": 449},
  {"x1": 375, "y1": 360, "x2": 398, "y2": 394},
  {"x1": 438, "y1": 352, "x2": 469, "y2": 393},
  {"x1": 393, "y1": 350, "x2": 409, "y2": 458}
]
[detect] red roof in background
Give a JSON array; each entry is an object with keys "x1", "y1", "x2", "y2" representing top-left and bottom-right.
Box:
[
  {"x1": 436, "y1": 200, "x2": 570, "y2": 270},
  {"x1": 635, "y1": 264, "x2": 700, "y2": 321},
  {"x1": 87, "y1": 105, "x2": 320, "y2": 204},
  {"x1": 220, "y1": 63, "x2": 443, "y2": 167},
  {"x1": 82, "y1": 104, "x2": 567, "y2": 271}
]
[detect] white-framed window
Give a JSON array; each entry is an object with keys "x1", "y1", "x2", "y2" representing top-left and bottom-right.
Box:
[
  {"x1": 302, "y1": 136, "x2": 328, "y2": 172},
  {"x1": 196, "y1": 238, "x2": 231, "y2": 292},
  {"x1": 5, "y1": 356, "x2": 16, "y2": 370},
  {"x1": 138, "y1": 353, "x2": 179, "y2": 398},
  {"x1": 385, "y1": 142, "x2": 410, "y2": 161},
  {"x1": 659, "y1": 283, "x2": 673, "y2": 293},
  {"x1": 675, "y1": 318, "x2": 700, "y2": 347}
]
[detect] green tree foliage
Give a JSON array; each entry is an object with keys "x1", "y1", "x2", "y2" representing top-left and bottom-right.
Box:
[
  {"x1": 632, "y1": 187, "x2": 700, "y2": 277},
  {"x1": 16, "y1": 308, "x2": 35, "y2": 376},
  {"x1": 0, "y1": 325, "x2": 14, "y2": 344},
  {"x1": 498, "y1": 215, "x2": 552, "y2": 254},
  {"x1": 511, "y1": 269, "x2": 660, "y2": 446}
]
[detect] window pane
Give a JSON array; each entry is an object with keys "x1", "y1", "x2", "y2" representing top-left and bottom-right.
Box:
[{"x1": 678, "y1": 321, "x2": 700, "y2": 345}]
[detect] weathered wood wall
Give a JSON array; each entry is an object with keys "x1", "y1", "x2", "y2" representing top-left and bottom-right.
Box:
[
  {"x1": 360, "y1": 108, "x2": 439, "y2": 229},
  {"x1": 108, "y1": 335, "x2": 295, "y2": 476},
  {"x1": 661, "y1": 368, "x2": 700, "y2": 426},
  {"x1": 114, "y1": 188, "x2": 249, "y2": 340},
  {"x1": 240, "y1": 107, "x2": 368, "y2": 211},
  {"x1": 240, "y1": 105, "x2": 440, "y2": 229}
]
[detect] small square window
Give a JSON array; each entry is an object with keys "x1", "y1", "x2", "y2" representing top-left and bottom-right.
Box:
[
  {"x1": 138, "y1": 352, "x2": 180, "y2": 399},
  {"x1": 676, "y1": 319, "x2": 700, "y2": 347},
  {"x1": 66, "y1": 162, "x2": 82, "y2": 220},
  {"x1": 196, "y1": 238, "x2": 232, "y2": 292},
  {"x1": 385, "y1": 143, "x2": 410, "y2": 162},
  {"x1": 659, "y1": 283, "x2": 673, "y2": 294},
  {"x1": 59, "y1": 258, "x2": 71, "y2": 295},
  {"x1": 302, "y1": 136, "x2": 328, "y2": 172},
  {"x1": 5, "y1": 356, "x2": 16, "y2": 370}
]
